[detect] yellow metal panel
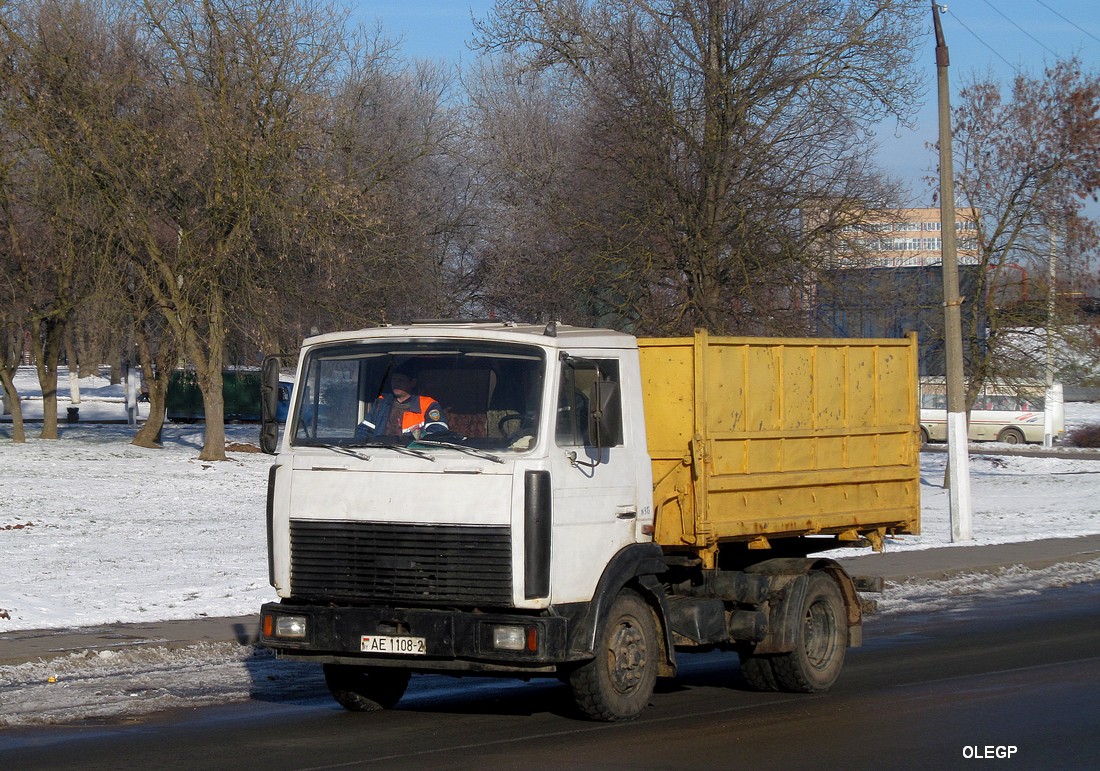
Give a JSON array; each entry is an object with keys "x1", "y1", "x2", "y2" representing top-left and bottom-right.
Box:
[
  {"x1": 638, "y1": 331, "x2": 921, "y2": 559},
  {"x1": 815, "y1": 347, "x2": 848, "y2": 429},
  {"x1": 639, "y1": 340, "x2": 695, "y2": 455}
]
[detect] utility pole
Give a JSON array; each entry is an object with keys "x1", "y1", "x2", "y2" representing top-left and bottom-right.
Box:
[
  {"x1": 933, "y1": 2, "x2": 972, "y2": 541},
  {"x1": 1044, "y1": 226, "x2": 1057, "y2": 448}
]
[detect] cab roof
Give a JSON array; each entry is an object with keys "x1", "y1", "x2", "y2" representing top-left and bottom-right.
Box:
[{"x1": 302, "y1": 321, "x2": 637, "y2": 350}]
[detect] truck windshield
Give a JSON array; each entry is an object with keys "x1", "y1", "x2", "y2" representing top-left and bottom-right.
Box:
[{"x1": 291, "y1": 341, "x2": 546, "y2": 453}]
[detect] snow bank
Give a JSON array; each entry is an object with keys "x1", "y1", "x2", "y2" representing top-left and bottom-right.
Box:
[{"x1": 1, "y1": 366, "x2": 1099, "y2": 633}]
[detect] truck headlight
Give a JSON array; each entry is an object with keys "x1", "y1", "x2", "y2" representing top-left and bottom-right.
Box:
[
  {"x1": 265, "y1": 613, "x2": 308, "y2": 640},
  {"x1": 492, "y1": 625, "x2": 537, "y2": 652}
]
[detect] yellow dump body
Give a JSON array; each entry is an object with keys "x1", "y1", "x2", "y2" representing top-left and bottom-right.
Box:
[{"x1": 639, "y1": 331, "x2": 920, "y2": 566}]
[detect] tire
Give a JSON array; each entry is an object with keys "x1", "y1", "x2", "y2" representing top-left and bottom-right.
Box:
[
  {"x1": 771, "y1": 572, "x2": 847, "y2": 693},
  {"x1": 569, "y1": 589, "x2": 659, "y2": 721},
  {"x1": 998, "y1": 427, "x2": 1025, "y2": 445},
  {"x1": 323, "y1": 664, "x2": 411, "y2": 712},
  {"x1": 738, "y1": 653, "x2": 780, "y2": 692},
  {"x1": 919, "y1": 427, "x2": 930, "y2": 445}
]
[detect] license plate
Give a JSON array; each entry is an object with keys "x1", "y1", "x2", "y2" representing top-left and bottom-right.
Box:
[{"x1": 360, "y1": 634, "x2": 427, "y2": 655}]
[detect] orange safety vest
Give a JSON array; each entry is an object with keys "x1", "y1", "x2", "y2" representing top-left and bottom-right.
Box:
[
  {"x1": 398, "y1": 395, "x2": 439, "y2": 434},
  {"x1": 360, "y1": 394, "x2": 447, "y2": 438}
]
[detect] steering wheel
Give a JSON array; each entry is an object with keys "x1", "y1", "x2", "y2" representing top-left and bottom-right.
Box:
[
  {"x1": 498, "y1": 413, "x2": 532, "y2": 443},
  {"x1": 422, "y1": 427, "x2": 465, "y2": 442}
]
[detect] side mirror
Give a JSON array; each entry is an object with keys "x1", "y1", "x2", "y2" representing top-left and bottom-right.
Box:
[
  {"x1": 260, "y1": 355, "x2": 281, "y2": 454},
  {"x1": 587, "y1": 379, "x2": 621, "y2": 449}
]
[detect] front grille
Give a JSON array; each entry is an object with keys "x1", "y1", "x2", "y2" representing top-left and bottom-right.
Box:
[{"x1": 289, "y1": 519, "x2": 512, "y2": 605}]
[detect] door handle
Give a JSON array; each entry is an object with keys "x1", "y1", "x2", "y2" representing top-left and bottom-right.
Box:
[{"x1": 616, "y1": 508, "x2": 637, "y2": 520}]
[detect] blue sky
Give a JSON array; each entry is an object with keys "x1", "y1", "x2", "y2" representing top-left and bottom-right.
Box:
[
  {"x1": 353, "y1": 1, "x2": 1100, "y2": 203},
  {"x1": 350, "y1": 1, "x2": 491, "y2": 63}
]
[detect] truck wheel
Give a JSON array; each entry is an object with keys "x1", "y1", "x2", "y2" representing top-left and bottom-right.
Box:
[
  {"x1": 323, "y1": 664, "x2": 410, "y2": 712},
  {"x1": 771, "y1": 572, "x2": 847, "y2": 693},
  {"x1": 997, "y1": 427, "x2": 1025, "y2": 444},
  {"x1": 569, "y1": 589, "x2": 659, "y2": 721},
  {"x1": 738, "y1": 653, "x2": 780, "y2": 692}
]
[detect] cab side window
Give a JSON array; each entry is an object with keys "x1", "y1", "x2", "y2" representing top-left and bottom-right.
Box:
[{"x1": 556, "y1": 359, "x2": 623, "y2": 447}]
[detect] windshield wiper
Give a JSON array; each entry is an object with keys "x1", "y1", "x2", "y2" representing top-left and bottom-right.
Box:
[
  {"x1": 413, "y1": 439, "x2": 505, "y2": 464},
  {"x1": 340, "y1": 441, "x2": 435, "y2": 461},
  {"x1": 295, "y1": 442, "x2": 376, "y2": 462},
  {"x1": 327, "y1": 444, "x2": 373, "y2": 462}
]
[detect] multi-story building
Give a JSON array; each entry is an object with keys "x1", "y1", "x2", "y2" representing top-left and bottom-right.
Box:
[
  {"x1": 834, "y1": 207, "x2": 980, "y2": 267},
  {"x1": 814, "y1": 207, "x2": 984, "y2": 375}
]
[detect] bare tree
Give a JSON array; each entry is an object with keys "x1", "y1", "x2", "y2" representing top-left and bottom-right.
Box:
[
  {"x1": 319, "y1": 49, "x2": 465, "y2": 326},
  {"x1": 0, "y1": 92, "x2": 29, "y2": 442},
  {"x1": 3, "y1": 1, "x2": 469, "y2": 451},
  {"x1": 0, "y1": 275, "x2": 29, "y2": 442},
  {"x1": 95, "y1": 0, "x2": 352, "y2": 460},
  {"x1": 472, "y1": 0, "x2": 923, "y2": 334},
  {"x1": 0, "y1": 0, "x2": 112, "y2": 439},
  {"x1": 222, "y1": 21, "x2": 468, "y2": 357},
  {"x1": 461, "y1": 61, "x2": 596, "y2": 323},
  {"x1": 949, "y1": 58, "x2": 1100, "y2": 404}
]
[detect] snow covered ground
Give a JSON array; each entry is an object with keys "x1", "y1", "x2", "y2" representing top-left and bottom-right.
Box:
[
  {"x1": 2, "y1": 366, "x2": 1099, "y2": 727},
  {"x1": 4, "y1": 365, "x2": 1100, "y2": 633}
]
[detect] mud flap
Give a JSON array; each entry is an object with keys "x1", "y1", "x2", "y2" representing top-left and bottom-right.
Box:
[{"x1": 751, "y1": 573, "x2": 808, "y2": 655}]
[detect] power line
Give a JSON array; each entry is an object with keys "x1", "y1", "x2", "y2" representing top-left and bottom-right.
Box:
[
  {"x1": 980, "y1": 0, "x2": 1060, "y2": 57},
  {"x1": 946, "y1": 8, "x2": 1019, "y2": 73},
  {"x1": 1033, "y1": 0, "x2": 1100, "y2": 47}
]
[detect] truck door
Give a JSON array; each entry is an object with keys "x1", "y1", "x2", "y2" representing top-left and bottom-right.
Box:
[{"x1": 549, "y1": 357, "x2": 641, "y2": 603}]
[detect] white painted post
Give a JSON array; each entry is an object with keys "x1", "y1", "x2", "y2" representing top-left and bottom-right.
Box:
[
  {"x1": 947, "y1": 412, "x2": 973, "y2": 542},
  {"x1": 69, "y1": 368, "x2": 80, "y2": 406},
  {"x1": 125, "y1": 363, "x2": 138, "y2": 426}
]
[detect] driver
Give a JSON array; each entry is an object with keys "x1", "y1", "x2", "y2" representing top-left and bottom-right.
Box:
[{"x1": 357, "y1": 363, "x2": 448, "y2": 440}]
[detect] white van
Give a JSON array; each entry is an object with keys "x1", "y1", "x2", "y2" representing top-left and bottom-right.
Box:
[{"x1": 919, "y1": 379, "x2": 1064, "y2": 445}]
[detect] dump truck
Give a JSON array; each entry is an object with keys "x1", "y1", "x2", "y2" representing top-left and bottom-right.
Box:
[{"x1": 258, "y1": 322, "x2": 920, "y2": 721}]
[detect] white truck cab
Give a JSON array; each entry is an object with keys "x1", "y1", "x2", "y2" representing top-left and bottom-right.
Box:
[
  {"x1": 265, "y1": 321, "x2": 653, "y2": 609},
  {"x1": 261, "y1": 322, "x2": 675, "y2": 719}
]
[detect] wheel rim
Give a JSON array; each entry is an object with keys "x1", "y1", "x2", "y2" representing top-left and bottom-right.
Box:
[
  {"x1": 607, "y1": 617, "x2": 648, "y2": 693},
  {"x1": 803, "y1": 599, "x2": 839, "y2": 671}
]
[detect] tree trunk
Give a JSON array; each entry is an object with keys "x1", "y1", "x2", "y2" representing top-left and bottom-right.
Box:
[
  {"x1": 132, "y1": 373, "x2": 168, "y2": 448},
  {"x1": 33, "y1": 318, "x2": 66, "y2": 439},
  {"x1": 36, "y1": 363, "x2": 59, "y2": 438},
  {"x1": 131, "y1": 322, "x2": 172, "y2": 449},
  {"x1": 179, "y1": 293, "x2": 228, "y2": 461},
  {"x1": 75, "y1": 326, "x2": 97, "y2": 378},
  {"x1": 0, "y1": 367, "x2": 26, "y2": 443},
  {"x1": 196, "y1": 362, "x2": 226, "y2": 460}
]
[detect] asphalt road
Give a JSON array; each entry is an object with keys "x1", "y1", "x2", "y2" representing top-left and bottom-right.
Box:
[
  {"x1": 4, "y1": 535, "x2": 1098, "y2": 667},
  {"x1": 3, "y1": 581, "x2": 1098, "y2": 770}
]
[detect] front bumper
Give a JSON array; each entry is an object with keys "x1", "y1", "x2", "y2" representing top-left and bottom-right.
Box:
[{"x1": 259, "y1": 602, "x2": 573, "y2": 674}]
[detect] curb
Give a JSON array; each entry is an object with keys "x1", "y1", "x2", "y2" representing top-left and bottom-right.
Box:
[
  {"x1": 835, "y1": 534, "x2": 1100, "y2": 583},
  {"x1": 0, "y1": 615, "x2": 259, "y2": 667},
  {"x1": 2, "y1": 536, "x2": 1099, "y2": 666}
]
